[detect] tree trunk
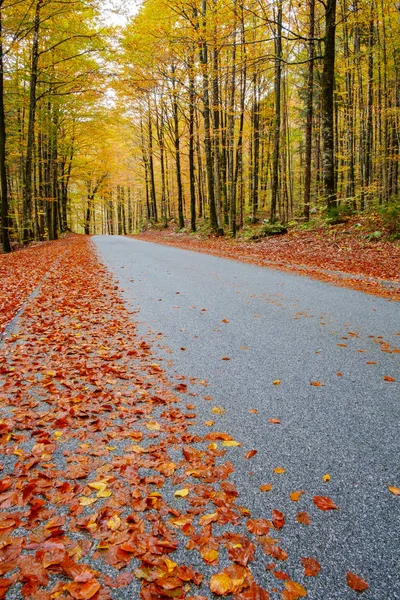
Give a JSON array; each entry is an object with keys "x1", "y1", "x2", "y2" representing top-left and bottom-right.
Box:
[
  {"x1": 0, "y1": 1, "x2": 11, "y2": 252},
  {"x1": 23, "y1": 0, "x2": 42, "y2": 243},
  {"x1": 270, "y1": 0, "x2": 282, "y2": 222},
  {"x1": 303, "y1": 0, "x2": 315, "y2": 221},
  {"x1": 321, "y1": 0, "x2": 337, "y2": 210}
]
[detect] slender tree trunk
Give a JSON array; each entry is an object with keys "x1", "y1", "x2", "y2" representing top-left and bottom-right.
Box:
[
  {"x1": 172, "y1": 70, "x2": 184, "y2": 229},
  {"x1": 228, "y1": 0, "x2": 237, "y2": 236},
  {"x1": 270, "y1": 0, "x2": 283, "y2": 222},
  {"x1": 198, "y1": 2, "x2": 219, "y2": 232},
  {"x1": 303, "y1": 0, "x2": 315, "y2": 221},
  {"x1": 321, "y1": 0, "x2": 337, "y2": 210},
  {"x1": 189, "y1": 52, "x2": 196, "y2": 232},
  {"x1": 147, "y1": 103, "x2": 158, "y2": 221},
  {"x1": 23, "y1": 0, "x2": 42, "y2": 243},
  {"x1": 0, "y1": 2, "x2": 10, "y2": 252}
]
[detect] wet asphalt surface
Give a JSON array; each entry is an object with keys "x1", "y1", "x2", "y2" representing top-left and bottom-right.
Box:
[{"x1": 93, "y1": 235, "x2": 400, "y2": 600}]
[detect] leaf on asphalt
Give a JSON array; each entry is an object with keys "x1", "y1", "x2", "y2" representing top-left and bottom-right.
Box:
[
  {"x1": 346, "y1": 572, "x2": 369, "y2": 592},
  {"x1": 322, "y1": 474, "x2": 331, "y2": 482},
  {"x1": 221, "y1": 319, "x2": 229, "y2": 323},
  {"x1": 273, "y1": 467, "x2": 286, "y2": 474},
  {"x1": 300, "y1": 557, "x2": 321, "y2": 577},
  {"x1": 269, "y1": 418, "x2": 281, "y2": 424},
  {"x1": 245, "y1": 449, "x2": 258, "y2": 459},
  {"x1": 260, "y1": 484, "x2": 273, "y2": 492},
  {"x1": 223, "y1": 440, "x2": 242, "y2": 447},
  {"x1": 221, "y1": 356, "x2": 231, "y2": 361},
  {"x1": 290, "y1": 491, "x2": 304, "y2": 502},
  {"x1": 282, "y1": 580, "x2": 307, "y2": 598},
  {"x1": 174, "y1": 488, "x2": 190, "y2": 498},
  {"x1": 383, "y1": 375, "x2": 396, "y2": 382},
  {"x1": 388, "y1": 486, "x2": 400, "y2": 496},
  {"x1": 313, "y1": 496, "x2": 339, "y2": 510},
  {"x1": 296, "y1": 512, "x2": 311, "y2": 525},
  {"x1": 310, "y1": 381, "x2": 323, "y2": 387},
  {"x1": 233, "y1": 582, "x2": 270, "y2": 599},
  {"x1": 272, "y1": 510, "x2": 285, "y2": 529},
  {"x1": 272, "y1": 380, "x2": 281, "y2": 385}
]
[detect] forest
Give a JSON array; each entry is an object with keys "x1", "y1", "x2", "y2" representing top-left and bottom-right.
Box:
[{"x1": 0, "y1": 0, "x2": 399, "y2": 252}]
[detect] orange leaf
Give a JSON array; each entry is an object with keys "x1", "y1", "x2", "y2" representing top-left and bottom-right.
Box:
[
  {"x1": 283, "y1": 580, "x2": 307, "y2": 598},
  {"x1": 221, "y1": 319, "x2": 229, "y2": 323},
  {"x1": 273, "y1": 467, "x2": 285, "y2": 474},
  {"x1": 234, "y1": 582, "x2": 270, "y2": 599},
  {"x1": 245, "y1": 449, "x2": 257, "y2": 459},
  {"x1": 290, "y1": 491, "x2": 304, "y2": 502},
  {"x1": 383, "y1": 375, "x2": 396, "y2": 382},
  {"x1": 313, "y1": 496, "x2": 338, "y2": 511},
  {"x1": 260, "y1": 484, "x2": 272, "y2": 492},
  {"x1": 296, "y1": 511, "x2": 311, "y2": 525},
  {"x1": 209, "y1": 573, "x2": 233, "y2": 596},
  {"x1": 388, "y1": 486, "x2": 400, "y2": 496},
  {"x1": 269, "y1": 418, "x2": 281, "y2": 424},
  {"x1": 310, "y1": 381, "x2": 323, "y2": 387},
  {"x1": 300, "y1": 557, "x2": 321, "y2": 577},
  {"x1": 221, "y1": 356, "x2": 231, "y2": 361},
  {"x1": 272, "y1": 510, "x2": 285, "y2": 529},
  {"x1": 346, "y1": 572, "x2": 369, "y2": 592}
]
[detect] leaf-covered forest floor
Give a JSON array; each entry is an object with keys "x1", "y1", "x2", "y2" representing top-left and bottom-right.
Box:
[
  {"x1": 0, "y1": 234, "x2": 383, "y2": 599},
  {"x1": 135, "y1": 216, "x2": 400, "y2": 301}
]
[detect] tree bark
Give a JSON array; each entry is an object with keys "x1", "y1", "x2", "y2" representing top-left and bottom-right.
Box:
[{"x1": 0, "y1": 1, "x2": 11, "y2": 252}]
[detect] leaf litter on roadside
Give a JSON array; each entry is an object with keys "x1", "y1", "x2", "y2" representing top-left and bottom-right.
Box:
[{"x1": 0, "y1": 236, "x2": 369, "y2": 598}]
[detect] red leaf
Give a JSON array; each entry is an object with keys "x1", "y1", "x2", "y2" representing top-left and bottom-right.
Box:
[
  {"x1": 300, "y1": 557, "x2": 321, "y2": 577},
  {"x1": 272, "y1": 510, "x2": 285, "y2": 530},
  {"x1": 313, "y1": 496, "x2": 339, "y2": 510},
  {"x1": 346, "y1": 572, "x2": 369, "y2": 592},
  {"x1": 245, "y1": 450, "x2": 257, "y2": 459},
  {"x1": 296, "y1": 511, "x2": 311, "y2": 525}
]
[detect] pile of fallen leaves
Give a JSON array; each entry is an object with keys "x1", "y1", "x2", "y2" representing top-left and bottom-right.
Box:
[
  {"x1": 0, "y1": 239, "x2": 73, "y2": 337},
  {"x1": 0, "y1": 236, "x2": 371, "y2": 599},
  {"x1": 136, "y1": 222, "x2": 400, "y2": 301}
]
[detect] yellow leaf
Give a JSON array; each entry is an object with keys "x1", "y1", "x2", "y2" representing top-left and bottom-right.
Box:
[
  {"x1": 54, "y1": 431, "x2": 63, "y2": 439},
  {"x1": 208, "y1": 442, "x2": 218, "y2": 450},
  {"x1": 174, "y1": 488, "x2": 189, "y2": 498},
  {"x1": 222, "y1": 440, "x2": 241, "y2": 447},
  {"x1": 97, "y1": 490, "x2": 112, "y2": 498},
  {"x1": 106, "y1": 446, "x2": 116, "y2": 451},
  {"x1": 13, "y1": 449, "x2": 23, "y2": 457},
  {"x1": 199, "y1": 512, "x2": 218, "y2": 526},
  {"x1": 274, "y1": 467, "x2": 286, "y2": 474},
  {"x1": 163, "y1": 557, "x2": 178, "y2": 572},
  {"x1": 273, "y1": 379, "x2": 281, "y2": 385},
  {"x1": 107, "y1": 514, "x2": 121, "y2": 531},
  {"x1": 146, "y1": 421, "x2": 161, "y2": 431},
  {"x1": 129, "y1": 445, "x2": 146, "y2": 453},
  {"x1": 388, "y1": 486, "x2": 400, "y2": 496},
  {"x1": 322, "y1": 473, "x2": 331, "y2": 482},
  {"x1": 210, "y1": 572, "x2": 233, "y2": 595},
  {"x1": 212, "y1": 406, "x2": 225, "y2": 414},
  {"x1": 204, "y1": 420, "x2": 215, "y2": 427},
  {"x1": 79, "y1": 497, "x2": 97, "y2": 506},
  {"x1": 88, "y1": 481, "x2": 107, "y2": 491}
]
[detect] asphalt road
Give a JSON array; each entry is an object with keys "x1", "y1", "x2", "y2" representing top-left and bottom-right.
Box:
[{"x1": 93, "y1": 234, "x2": 400, "y2": 600}]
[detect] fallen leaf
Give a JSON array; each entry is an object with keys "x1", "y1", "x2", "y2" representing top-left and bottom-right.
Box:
[
  {"x1": 388, "y1": 486, "x2": 400, "y2": 496},
  {"x1": 290, "y1": 491, "x2": 304, "y2": 502},
  {"x1": 79, "y1": 497, "x2": 97, "y2": 506},
  {"x1": 223, "y1": 440, "x2": 242, "y2": 447},
  {"x1": 310, "y1": 381, "x2": 323, "y2": 387},
  {"x1": 260, "y1": 484, "x2": 272, "y2": 492},
  {"x1": 174, "y1": 488, "x2": 189, "y2": 498},
  {"x1": 346, "y1": 572, "x2": 369, "y2": 592},
  {"x1": 209, "y1": 572, "x2": 233, "y2": 595},
  {"x1": 273, "y1": 467, "x2": 285, "y2": 474},
  {"x1": 322, "y1": 474, "x2": 331, "y2": 482},
  {"x1": 272, "y1": 510, "x2": 285, "y2": 529},
  {"x1": 296, "y1": 511, "x2": 311, "y2": 525},
  {"x1": 272, "y1": 380, "x2": 281, "y2": 386},
  {"x1": 269, "y1": 418, "x2": 281, "y2": 424},
  {"x1": 300, "y1": 557, "x2": 321, "y2": 577},
  {"x1": 383, "y1": 375, "x2": 396, "y2": 382},
  {"x1": 283, "y1": 580, "x2": 307, "y2": 598},
  {"x1": 107, "y1": 514, "x2": 121, "y2": 531},
  {"x1": 313, "y1": 496, "x2": 338, "y2": 510},
  {"x1": 245, "y1": 450, "x2": 257, "y2": 459},
  {"x1": 221, "y1": 319, "x2": 229, "y2": 323},
  {"x1": 221, "y1": 356, "x2": 231, "y2": 361}
]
